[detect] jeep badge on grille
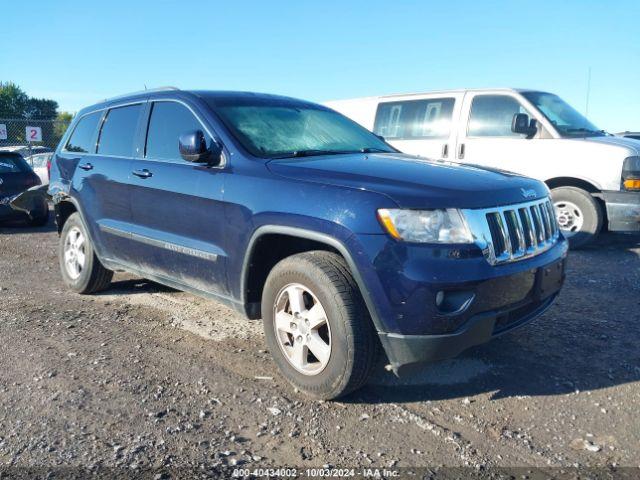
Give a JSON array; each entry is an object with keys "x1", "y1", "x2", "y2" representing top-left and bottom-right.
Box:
[{"x1": 521, "y1": 188, "x2": 537, "y2": 199}]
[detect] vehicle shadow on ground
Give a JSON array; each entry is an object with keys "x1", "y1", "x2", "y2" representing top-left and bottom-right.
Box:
[
  {"x1": 0, "y1": 206, "x2": 56, "y2": 235},
  {"x1": 96, "y1": 278, "x2": 177, "y2": 296},
  {"x1": 0, "y1": 219, "x2": 57, "y2": 235},
  {"x1": 351, "y1": 232, "x2": 640, "y2": 404}
]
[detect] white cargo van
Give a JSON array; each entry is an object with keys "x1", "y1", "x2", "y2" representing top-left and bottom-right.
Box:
[{"x1": 326, "y1": 89, "x2": 640, "y2": 247}]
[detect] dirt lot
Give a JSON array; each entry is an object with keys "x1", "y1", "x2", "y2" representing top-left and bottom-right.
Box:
[{"x1": 0, "y1": 215, "x2": 639, "y2": 478}]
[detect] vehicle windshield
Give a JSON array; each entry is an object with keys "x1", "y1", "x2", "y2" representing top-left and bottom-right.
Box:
[
  {"x1": 522, "y1": 92, "x2": 605, "y2": 138},
  {"x1": 208, "y1": 98, "x2": 395, "y2": 158}
]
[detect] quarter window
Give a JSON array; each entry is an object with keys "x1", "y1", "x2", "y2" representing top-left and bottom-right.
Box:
[
  {"x1": 65, "y1": 111, "x2": 102, "y2": 153},
  {"x1": 374, "y1": 98, "x2": 455, "y2": 139},
  {"x1": 145, "y1": 102, "x2": 207, "y2": 161},
  {"x1": 467, "y1": 95, "x2": 530, "y2": 137},
  {"x1": 97, "y1": 104, "x2": 142, "y2": 157}
]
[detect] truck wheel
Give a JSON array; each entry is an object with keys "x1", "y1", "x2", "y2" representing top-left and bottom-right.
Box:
[
  {"x1": 59, "y1": 213, "x2": 113, "y2": 294},
  {"x1": 551, "y1": 186, "x2": 602, "y2": 248},
  {"x1": 261, "y1": 251, "x2": 378, "y2": 400}
]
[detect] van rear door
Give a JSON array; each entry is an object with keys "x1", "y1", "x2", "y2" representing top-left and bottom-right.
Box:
[{"x1": 371, "y1": 93, "x2": 463, "y2": 160}]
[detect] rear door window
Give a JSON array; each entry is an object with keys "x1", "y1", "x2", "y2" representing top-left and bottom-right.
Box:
[
  {"x1": 65, "y1": 111, "x2": 103, "y2": 153},
  {"x1": 374, "y1": 98, "x2": 455, "y2": 139},
  {"x1": 145, "y1": 101, "x2": 208, "y2": 161},
  {"x1": 97, "y1": 104, "x2": 143, "y2": 157},
  {"x1": 0, "y1": 154, "x2": 29, "y2": 173}
]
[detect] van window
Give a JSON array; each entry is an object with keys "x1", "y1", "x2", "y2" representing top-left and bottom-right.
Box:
[
  {"x1": 374, "y1": 98, "x2": 455, "y2": 139},
  {"x1": 65, "y1": 111, "x2": 102, "y2": 153},
  {"x1": 467, "y1": 95, "x2": 529, "y2": 137},
  {"x1": 145, "y1": 102, "x2": 208, "y2": 161},
  {"x1": 97, "y1": 104, "x2": 142, "y2": 157}
]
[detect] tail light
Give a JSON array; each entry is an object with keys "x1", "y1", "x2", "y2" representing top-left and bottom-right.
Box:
[
  {"x1": 47, "y1": 157, "x2": 52, "y2": 180},
  {"x1": 622, "y1": 156, "x2": 640, "y2": 191}
]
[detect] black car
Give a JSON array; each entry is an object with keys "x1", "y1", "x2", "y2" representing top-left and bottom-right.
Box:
[{"x1": 0, "y1": 152, "x2": 49, "y2": 226}]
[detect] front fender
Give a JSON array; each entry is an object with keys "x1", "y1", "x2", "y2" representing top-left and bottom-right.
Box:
[{"x1": 239, "y1": 223, "x2": 388, "y2": 335}]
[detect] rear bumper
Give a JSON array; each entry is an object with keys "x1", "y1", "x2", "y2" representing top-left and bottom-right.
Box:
[
  {"x1": 0, "y1": 203, "x2": 27, "y2": 221},
  {"x1": 603, "y1": 190, "x2": 640, "y2": 232}
]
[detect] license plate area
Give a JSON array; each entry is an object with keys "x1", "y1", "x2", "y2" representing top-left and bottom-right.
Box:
[{"x1": 535, "y1": 258, "x2": 565, "y2": 300}]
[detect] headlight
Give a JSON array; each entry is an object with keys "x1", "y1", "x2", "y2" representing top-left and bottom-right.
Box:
[{"x1": 377, "y1": 208, "x2": 473, "y2": 243}]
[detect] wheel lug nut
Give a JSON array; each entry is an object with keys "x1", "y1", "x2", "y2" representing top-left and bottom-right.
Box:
[
  {"x1": 305, "y1": 319, "x2": 309, "y2": 326},
  {"x1": 296, "y1": 335, "x2": 303, "y2": 342},
  {"x1": 291, "y1": 323, "x2": 297, "y2": 330},
  {"x1": 306, "y1": 334, "x2": 310, "y2": 342}
]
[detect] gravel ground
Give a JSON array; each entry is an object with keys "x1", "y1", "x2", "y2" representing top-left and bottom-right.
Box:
[{"x1": 0, "y1": 215, "x2": 639, "y2": 478}]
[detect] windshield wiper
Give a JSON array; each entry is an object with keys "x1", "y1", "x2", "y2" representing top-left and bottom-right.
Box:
[
  {"x1": 273, "y1": 149, "x2": 350, "y2": 159},
  {"x1": 565, "y1": 128, "x2": 604, "y2": 135},
  {"x1": 271, "y1": 147, "x2": 394, "y2": 159},
  {"x1": 359, "y1": 147, "x2": 393, "y2": 153}
]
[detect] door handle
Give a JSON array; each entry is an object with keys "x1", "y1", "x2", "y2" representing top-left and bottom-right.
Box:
[
  {"x1": 78, "y1": 163, "x2": 93, "y2": 171},
  {"x1": 132, "y1": 169, "x2": 153, "y2": 179},
  {"x1": 441, "y1": 144, "x2": 449, "y2": 159},
  {"x1": 458, "y1": 143, "x2": 465, "y2": 159}
]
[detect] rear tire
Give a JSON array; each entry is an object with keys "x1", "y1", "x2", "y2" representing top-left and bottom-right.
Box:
[
  {"x1": 59, "y1": 212, "x2": 113, "y2": 294},
  {"x1": 261, "y1": 251, "x2": 378, "y2": 400},
  {"x1": 551, "y1": 186, "x2": 602, "y2": 248}
]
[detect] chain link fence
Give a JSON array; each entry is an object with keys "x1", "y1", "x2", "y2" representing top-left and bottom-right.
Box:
[
  {"x1": 0, "y1": 117, "x2": 72, "y2": 182},
  {"x1": 0, "y1": 117, "x2": 72, "y2": 154}
]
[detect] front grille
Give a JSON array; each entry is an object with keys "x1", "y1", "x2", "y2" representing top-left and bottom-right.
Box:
[{"x1": 463, "y1": 198, "x2": 560, "y2": 265}]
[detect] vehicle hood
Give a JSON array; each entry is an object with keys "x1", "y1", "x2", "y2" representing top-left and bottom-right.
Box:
[
  {"x1": 266, "y1": 153, "x2": 549, "y2": 209},
  {"x1": 581, "y1": 135, "x2": 640, "y2": 155}
]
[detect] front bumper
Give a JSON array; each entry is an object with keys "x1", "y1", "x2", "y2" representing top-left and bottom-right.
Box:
[
  {"x1": 346, "y1": 233, "x2": 568, "y2": 371},
  {"x1": 0, "y1": 185, "x2": 49, "y2": 222},
  {"x1": 603, "y1": 190, "x2": 640, "y2": 232},
  {"x1": 379, "y1": 291, "x2": 560, "y2": 372}
]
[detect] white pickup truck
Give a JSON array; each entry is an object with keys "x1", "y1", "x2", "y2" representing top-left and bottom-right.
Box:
[{"x1": 326, "y1": 88, "x2": 640, "y2": 247}]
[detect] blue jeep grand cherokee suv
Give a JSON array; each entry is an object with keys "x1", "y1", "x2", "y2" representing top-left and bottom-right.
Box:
[{"x1": 49, "y1": 88, "x2": 567, "y2": 399}]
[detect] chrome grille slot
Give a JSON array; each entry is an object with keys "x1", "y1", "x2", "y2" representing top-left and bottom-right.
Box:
[
  {"x1": 545, "y1": 202, "x2": 558, "y2": 236},
  {"x1": 463, "y1": 198, "x2": 560, "y2": 265},
  {"x1": 518, "y1": 208, "x2": 535, "y2": 250},
  {"x1": 529, "y1": 205, "x2": 544, "y2": 244},
  {"x1": 504, "y1": 210, "x2": 525, "y2": 255},
  {"x1": 485, "y1": 213, "x2": 506, "y2": 255}
]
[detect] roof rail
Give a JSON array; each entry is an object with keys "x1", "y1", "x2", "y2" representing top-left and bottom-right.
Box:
[{"x1": 104, "y1": 86, "x2": 180, "y2": 102}]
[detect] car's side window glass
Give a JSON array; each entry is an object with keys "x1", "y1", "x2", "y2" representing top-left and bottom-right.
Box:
[
  {"x1": 65, "y1": 111, "x2": 103, "y2": 153},
  {"x1": 374, "y1": 98, "x2": 455, "y2": 140},
  {"x1": 145, "y1": 101, "x2": 208, "y2": 161},
  {"x1": 467, "y1": 95, "x2": 530, "y2": 137},
  {"x1": 97, "y1": 104, "x2": 142, "y2": 157}
]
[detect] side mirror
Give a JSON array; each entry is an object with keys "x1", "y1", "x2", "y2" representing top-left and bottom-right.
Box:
[
  {"x1": 511, "y1": 113, "x2": 537, "y2": 137},
  {"x1": 179, "y1": 130, "x2": 223, "y2": 165}
]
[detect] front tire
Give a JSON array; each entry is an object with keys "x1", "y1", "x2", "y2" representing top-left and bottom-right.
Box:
[
  {"x1": 551, "y1": 186, "x2": 603, "y2": 248},
  {"x1": 261, "y1": 251, "x2": 378, "y2": 400},
  {"x1": 59, "y1": 213, "x2": 113, "y2": 293}
]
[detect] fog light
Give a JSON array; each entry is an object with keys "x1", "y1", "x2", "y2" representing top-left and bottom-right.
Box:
[
  {"x1": 623, "y1": 178, "x2": 640, "y2": 190},
  {"x1": 435, "y1": 290, "x2": 445, "y2": 307},
  {"x1": 435, "y1": 290, "x2": 475, "y2": 314}
]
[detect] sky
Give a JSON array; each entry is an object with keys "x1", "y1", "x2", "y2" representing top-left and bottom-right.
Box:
[{"x1": 2, "y1": 0, "x2": 639, "y2": 132}]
